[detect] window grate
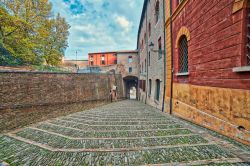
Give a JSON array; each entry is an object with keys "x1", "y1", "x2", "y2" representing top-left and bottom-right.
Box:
[
  {"x1": 247, "y1": 9, "x2": 250, "y2": 65},
  {"x1": 179, "y1": 36, "x2": 189, "y2": 73}
]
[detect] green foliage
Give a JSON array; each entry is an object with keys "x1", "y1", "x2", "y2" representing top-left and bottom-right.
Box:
[
  {"x1": 0, "y1": 0, "x2": 70, "y2": 66},
  {"x1": 31, "y1": 65, "x2": 70, "y2": 73},
  {"x1": 0, "y1": 44, "x2": 24, "y2": 66}
]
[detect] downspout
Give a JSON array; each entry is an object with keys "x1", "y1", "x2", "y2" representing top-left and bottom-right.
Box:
[
  {"x1": 170, "y1": 0, "x2": 174, "y2": 115},
  {"x1": 162, "y1": 0, "x2": 167, "y2": 112},
  {"x1": 145, "y1": 3, "x2": 149, "y2": 104}
]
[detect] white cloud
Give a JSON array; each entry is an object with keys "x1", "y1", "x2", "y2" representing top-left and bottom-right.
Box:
[
  {"x1": 114, "y1": 15, "x2": 132, "y2": 31},
  {"x1": 49, "y1": 0, "x2": 144, "y2": 60}
]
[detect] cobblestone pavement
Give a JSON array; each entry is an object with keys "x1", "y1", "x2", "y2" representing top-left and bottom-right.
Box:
[{"x1": 0, "y1": 100, "x2": 249, "y2": 166}]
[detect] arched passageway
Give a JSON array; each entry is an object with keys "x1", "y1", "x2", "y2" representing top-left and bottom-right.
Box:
[{"x1": 123, "y1": 76, "x2": 138, "y2": 100}]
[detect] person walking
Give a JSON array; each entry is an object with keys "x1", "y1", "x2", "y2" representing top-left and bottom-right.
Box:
[{"x1": 112, "y1": 85, "x2": 118, "y2": 101}]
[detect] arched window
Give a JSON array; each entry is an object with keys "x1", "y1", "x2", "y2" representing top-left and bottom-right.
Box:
[
  {"x1": 155, "y1": 1, "x2": 160, "y2": 24},
  {"x1": 148, "y1": 52, "x2": 151, "y2": 66},
  {"x1": 179, "y1": 35, "x2": 189, "y2": 73},
  {"x1": 148, "y1": 22, "x2": 151, "y2": 37},
  {"x1": 148, "y1": 79, "x2": 152, "y2": 96},
  {"x1": 155, "y1": 79, "x2": 160, "y2": 101}
]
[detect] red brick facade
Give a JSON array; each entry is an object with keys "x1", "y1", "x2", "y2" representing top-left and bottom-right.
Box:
[
  {"x1": 165, "y1": 0, "x2": 250, "y2": 145},
  {"x1": 172, "y1": 0, "x2": 250, "y2": 90},
  {"x1": 88, "y1": 52, "x2": 117, "y2": 66}
]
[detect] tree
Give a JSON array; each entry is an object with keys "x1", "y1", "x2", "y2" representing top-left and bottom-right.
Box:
[
  {"x1": 43, "y1": 14, "x2": 70, "y2": 66},
  {"x1": 0, "y1": 7, "x2": 36, "y2": 64},
  {"x1": 0, "y1": 0, "x2": 70, "y2": 66}
]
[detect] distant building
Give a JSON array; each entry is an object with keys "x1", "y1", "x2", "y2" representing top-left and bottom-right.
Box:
[
  {"x1": 88, "y1": 50, "x2": 139, "y2": 99},
  {"x1": 88, "y1": 52, "x2": 117, "y2": 66},
  {"x1": 61, "y1": 58, "x2": 88, "y2": 68}
]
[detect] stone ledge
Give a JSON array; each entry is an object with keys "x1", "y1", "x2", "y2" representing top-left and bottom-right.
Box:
[
  {"x1": 0, "y1": 70, "x2": 116, "y2": 75},
  {"x1": 232, "y1": 66, "x2": 250, "y2": 72},
  {"x1": 176, "y1": 72, "x2": 189, "y2": 76}
]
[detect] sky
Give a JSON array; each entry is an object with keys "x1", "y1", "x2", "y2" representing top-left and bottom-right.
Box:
[{"x1": 49, "y1": 0, "x2": 144, "y2": 60}]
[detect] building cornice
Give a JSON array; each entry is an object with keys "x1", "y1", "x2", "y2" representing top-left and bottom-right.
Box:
[{"x1": 172, "y1": 0, "x2": 190, "y2": 21}]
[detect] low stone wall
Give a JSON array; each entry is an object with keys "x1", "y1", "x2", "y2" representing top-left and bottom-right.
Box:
[
  {"x1": 0, "y1": 71, "x2": 124, "y2": 109},
  {"x1": 0, "y1": 100, "x2": 108, "y2": 133}
]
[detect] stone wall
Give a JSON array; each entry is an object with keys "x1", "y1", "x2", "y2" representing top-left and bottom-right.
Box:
[
  {"x1": 0, "y1": 71, "x2": 124, "y2": 110},
  {"x1": 138, "y1": 0, "x2": 165, "y2": 110}
]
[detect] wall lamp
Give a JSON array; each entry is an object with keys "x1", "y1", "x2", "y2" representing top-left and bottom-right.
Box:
[{"x1": 149, "y1": 42, "x2": 165, "y2": 55}]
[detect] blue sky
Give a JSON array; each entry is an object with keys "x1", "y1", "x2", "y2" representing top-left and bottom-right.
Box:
[{"x1": 49, "y1": 0, "x2": 144, "y2": 60}]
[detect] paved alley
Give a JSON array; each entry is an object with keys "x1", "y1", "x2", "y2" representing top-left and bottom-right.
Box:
[{"x1": 0, "y1": 100, "x2": 249, "y2": 165}]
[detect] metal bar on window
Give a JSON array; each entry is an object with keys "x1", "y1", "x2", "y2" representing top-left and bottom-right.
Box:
[
  {"x1": 247, "y1": 9, "x2": 250, "y2": 65},
  {"x1": 179, "y1": 36, "x2": 188, "y2": 73}
]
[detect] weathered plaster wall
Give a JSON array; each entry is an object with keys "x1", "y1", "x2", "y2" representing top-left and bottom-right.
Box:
[
  {"x1": 0, "y1": 72, "x2": 124, "y2": 109},
  {"x1": 117, "y1": 52, "x2": 139, "y2": 78},
  {"x1": 172, "y1": 83, "x2": 250, "y2": 145}
]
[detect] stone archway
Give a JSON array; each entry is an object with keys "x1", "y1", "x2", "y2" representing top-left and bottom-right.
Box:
[{"x1": 123, "y1": 76, "x2": 138, "y2": 100}]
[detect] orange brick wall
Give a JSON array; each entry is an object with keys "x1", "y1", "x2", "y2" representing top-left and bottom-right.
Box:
[{"x1": 88, "y1": 53, "x2": 117, "y2": 66}]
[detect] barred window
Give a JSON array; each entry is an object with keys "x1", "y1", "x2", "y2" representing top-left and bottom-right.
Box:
[
  {"x1": 179, "y1": 35, "x2": 189, "y2": 73},
  {"x1": 247, "y1": 8, "x2": 250, "y2": 66}
]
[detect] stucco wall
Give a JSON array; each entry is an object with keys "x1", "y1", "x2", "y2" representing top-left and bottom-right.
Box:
[{"x1": 117, "y1": 52, "x2": 139, "y2": 78}]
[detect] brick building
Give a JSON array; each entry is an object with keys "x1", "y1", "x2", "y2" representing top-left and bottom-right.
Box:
[
  {"x1": 137, "y1": 0, "x2": 166, "y2": 110},
  {"x1": 116, "y1": 51, "x2": 139, "y2": 99},
  {"x1": 164, "y1": 0, "x2": 250, "y2": 145}
]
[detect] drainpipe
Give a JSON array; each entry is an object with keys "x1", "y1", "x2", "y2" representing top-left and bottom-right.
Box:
[
  {"x1": 145, "y1": 4, "x2": 149, "y2": 104},
  {"x1": 170, "y1": 0, "x2": 174, "y2": 115},
  {"x1": 162, "y1": 0, "x2": 167, "y2": 112}
]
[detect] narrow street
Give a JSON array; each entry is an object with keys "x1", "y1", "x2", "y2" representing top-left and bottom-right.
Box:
[{"x1": 0, "y1": 100, "x2": 249, "y2": 165}]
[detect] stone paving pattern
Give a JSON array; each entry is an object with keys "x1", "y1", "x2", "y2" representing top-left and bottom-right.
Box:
[{"x1": 0, "y1": 100, "x2": 249, "y2": 165}]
